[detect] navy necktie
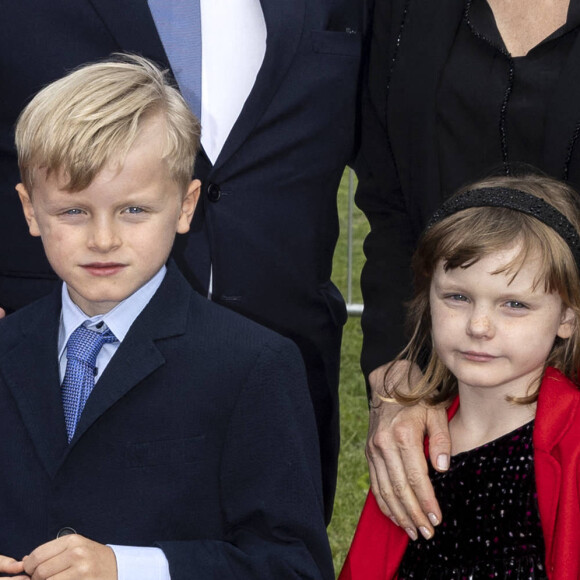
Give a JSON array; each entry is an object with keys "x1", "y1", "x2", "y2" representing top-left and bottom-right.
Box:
[
  {"x1": 61, "y1": 324, "x2": 118, "y2": 442},
  {"x1": 148, "y1": 0, "x2": 203, "y2": 119}
]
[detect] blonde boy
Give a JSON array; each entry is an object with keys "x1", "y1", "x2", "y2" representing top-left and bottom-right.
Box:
[{"x1": 0, "y1": 55, "x2": 332, "y2": 580}]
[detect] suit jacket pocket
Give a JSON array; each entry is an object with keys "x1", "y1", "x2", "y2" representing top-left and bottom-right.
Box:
[
  {"x1": 126, "y1": 436, "x2": 206, "y2": 468},
  {"x1": 311, "y1": 30, "x2": 361, "y2": 57}
]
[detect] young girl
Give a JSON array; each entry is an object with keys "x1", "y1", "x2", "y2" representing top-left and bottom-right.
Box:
[{"x1": 340, "y1": 174, "x2": 580, "y2": 579}]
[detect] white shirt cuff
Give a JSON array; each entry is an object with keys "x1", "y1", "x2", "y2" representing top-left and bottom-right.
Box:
[{"x1": 108, "y1": 545, "x2": 171, "y2": 580}]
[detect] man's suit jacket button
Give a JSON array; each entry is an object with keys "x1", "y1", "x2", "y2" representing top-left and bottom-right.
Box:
[
  {"x1": 207, "y1": 183, "x2": 221, "y2": 202},
  {"x1": 56, "y1": 527, "x2": 77, "y2": 538}
]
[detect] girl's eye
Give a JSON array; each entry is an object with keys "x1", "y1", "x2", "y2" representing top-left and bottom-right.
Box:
[
  {"x1": 505, "y1": 300, "x2": 527, "y2": 309},
  {"x1": 447, "y1": 294, "x2": 469, "y2": 302},
  {"x1": 64, "y1": 208, "x2": 83, "y2": 215},
  {"x1": 124, "y1": 207, "x2": 144, "y2": 214}
]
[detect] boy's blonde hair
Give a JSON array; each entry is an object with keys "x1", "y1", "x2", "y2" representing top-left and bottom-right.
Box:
[
  {"x1": 15, "y1": 53, "x2": 200, "y2": 193},
  {"x1": 390, "y1": 174, "x2": 580, "y2": 406}
]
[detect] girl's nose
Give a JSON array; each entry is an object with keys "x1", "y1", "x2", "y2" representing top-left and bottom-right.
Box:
[{"x1": 466, "y1": 310, "x2": 494, "y2": 339}]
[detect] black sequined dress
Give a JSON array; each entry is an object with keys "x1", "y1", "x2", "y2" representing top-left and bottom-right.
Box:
[{"x1": 397, "y1": 421, "x2": 547, "y2": 579}]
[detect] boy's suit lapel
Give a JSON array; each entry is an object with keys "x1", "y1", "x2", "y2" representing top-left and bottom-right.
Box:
[
  {"x1": 67, "y1": 264, "x2": 190, "y2": 448},
  {"x1": 0, "y1": 291, "x2": 69, "y2": 479},
  {"x1": 0, "y1": 265, "x2": 192, "y2": 477}
]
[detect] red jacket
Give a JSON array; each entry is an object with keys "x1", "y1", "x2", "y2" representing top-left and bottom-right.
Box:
[{"x1": 339, "y1": 367, "x2": 580, "y2": 579}]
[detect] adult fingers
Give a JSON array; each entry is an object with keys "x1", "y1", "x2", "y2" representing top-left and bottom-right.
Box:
[
  {"x1": 425, "y1": 404, "x2": 452, "y2": 473},
  {"x1": 394, "y1": 408, "x2": 443, "y2": 530},
  {"x1": 367, "y1": 439, "x2": 419, "y2": 541},
  {"x1": 366, "y1": 402, "x2": 435, "y2": 540},
  {"x1": 366, "y1": 360, "x2": 444, "y2": 538},
  {"x1": 366, "y1": 433, "x2": 401, "y2": 521}
]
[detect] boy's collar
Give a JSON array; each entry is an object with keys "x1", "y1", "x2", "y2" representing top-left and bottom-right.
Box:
[{"x1": 58, "y1": 266, "x2": 167, "y2": 357}]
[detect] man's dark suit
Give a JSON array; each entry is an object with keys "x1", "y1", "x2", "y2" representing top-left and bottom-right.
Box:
[
  {"x1": 0, "y1": 1, "x2": 363, "y2": 519},
  {"x1": 0, "y1": 263, "x2": 333, "y2": 579}
]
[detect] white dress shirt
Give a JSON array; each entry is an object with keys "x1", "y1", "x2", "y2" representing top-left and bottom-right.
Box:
[{"x1": 200, "y1": 0, "x2": 266, "y2": 163}]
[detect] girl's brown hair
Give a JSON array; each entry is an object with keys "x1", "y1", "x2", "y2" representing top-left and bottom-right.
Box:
[{"x1": 388, "y1": 174, "x2": 580, "y2": 406}]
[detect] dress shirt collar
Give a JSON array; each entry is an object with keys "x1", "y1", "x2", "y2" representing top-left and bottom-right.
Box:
[{"x1": 58, "y1": 266, "x2": 167, "y2": 358}]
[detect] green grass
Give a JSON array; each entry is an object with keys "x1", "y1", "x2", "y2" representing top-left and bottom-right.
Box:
[{"x1": 328, "y1": 169, "x2": 371, "y2": 574}]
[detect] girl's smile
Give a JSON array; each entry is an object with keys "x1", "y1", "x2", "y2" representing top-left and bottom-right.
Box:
[{"x1": 459, "y1": 351, "x2": 498, "y2": 362}]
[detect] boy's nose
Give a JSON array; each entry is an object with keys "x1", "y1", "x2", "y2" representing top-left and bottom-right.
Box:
[{"x1": 88, "y1": 220, "x2": 121, "y2": 252}]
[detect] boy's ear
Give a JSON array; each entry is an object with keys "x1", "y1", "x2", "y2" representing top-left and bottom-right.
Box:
[
  {"x1": 177, "y1": 179, "x2": 201, "y2": 234},
  {"x1": 557, "y1": 306, "x2": 576, "y2": 340},
  {"x1": 15, "y1": 183, "x2": 41, "y2": 237}
]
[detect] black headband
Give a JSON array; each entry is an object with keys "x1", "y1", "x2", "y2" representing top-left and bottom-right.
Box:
[{"x1": 427, "y1": 187, "x2": 580, "y2": 269}]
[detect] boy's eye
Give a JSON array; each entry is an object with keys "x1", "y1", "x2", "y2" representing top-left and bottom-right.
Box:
[
  {"x1": 124, "y1": 207, "x2": 144, "y2": 214},
  {"x1": 64, "y1": 208, "x2": 84, "y2": 215}
]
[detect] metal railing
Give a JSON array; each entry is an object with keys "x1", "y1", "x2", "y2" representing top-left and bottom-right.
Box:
[{"x1": 345, "y1": 168, "x2": 364, "y2": 316}]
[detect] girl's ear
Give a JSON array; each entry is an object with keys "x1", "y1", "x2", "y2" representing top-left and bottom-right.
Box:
[{"x1": 557, "y1": 307, "x2": 576, "y2": 340}]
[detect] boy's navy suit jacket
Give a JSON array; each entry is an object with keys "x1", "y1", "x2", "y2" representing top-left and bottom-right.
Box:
[
  {"x1": 0, "y1": 262, "x2": 333, "y2": 580},
  {"x1": 0, "y1": 0, "x2": 364, "y2": 519}
]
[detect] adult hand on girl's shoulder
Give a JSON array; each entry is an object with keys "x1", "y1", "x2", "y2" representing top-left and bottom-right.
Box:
[{"x1": 366, "y1": 360, "x2": 450, "y2": 540}]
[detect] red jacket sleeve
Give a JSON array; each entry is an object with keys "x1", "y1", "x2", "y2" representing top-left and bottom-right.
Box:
[{"x1": 338, "y1": 492, "x2": 408, "y2": 580}]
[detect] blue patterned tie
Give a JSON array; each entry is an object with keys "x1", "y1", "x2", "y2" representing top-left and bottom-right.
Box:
[
  {"x1": 148, "y1": 0, "x2": 202, "y2": 118},
  {"x1": 61, "y1": 324, "x2": 118, "y2": 442}
]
